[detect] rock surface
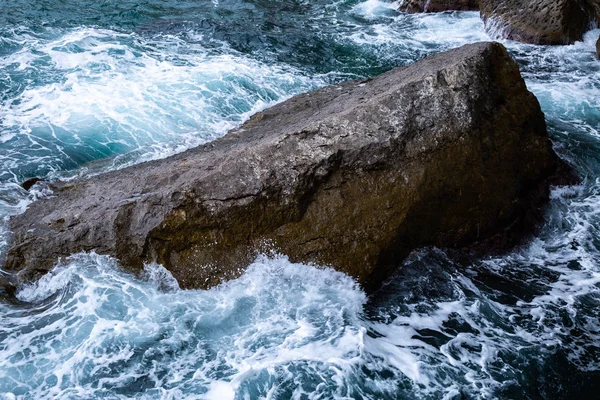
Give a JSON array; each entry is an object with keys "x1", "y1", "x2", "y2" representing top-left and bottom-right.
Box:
[
  {"x1": 480, "y1": 0, "x2": 597, "y2": 45},
  {"x1": 4, "y1": 42, "x2": 569, "y2": 291},
  {"x1": 592, "y1": 0, "x2": 600, "y2": 25},
  {"x1": 400, "y1": 0, "x2": 479, "y2": 13},
  {"x1": 597, "y1": 35, "x2": 600, "y2": 58}
]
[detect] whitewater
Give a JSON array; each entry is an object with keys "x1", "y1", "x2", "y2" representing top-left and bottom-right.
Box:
[{"x1": 0, "y1": 1, "x2": 599, "y2": 398}]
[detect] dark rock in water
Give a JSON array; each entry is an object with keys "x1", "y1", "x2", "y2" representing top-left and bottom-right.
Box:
[
  {"x1": 4, "y1": 42, "x2": 571, "y2": 291},
  {"x1": 21, "y1": 177, "x2": 43, "y2": 191},
  {"x1": 480, "y1": 0, "x2": 596, "y2": 45},
  {"x1": 0, "y1": 274, "x2": 17, "y2": 303},
  {"x1": 400, "y1": 0, "x2": 479, "y2": 13},
  {"x1": 597, "y1": 35, "x2": 600, "y2": 58}
]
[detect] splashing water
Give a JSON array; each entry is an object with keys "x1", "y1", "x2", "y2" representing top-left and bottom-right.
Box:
[
  {"x1": 1, "y1": 255, "x2": 368, "y2": 399},
  {"x1": 1, "y1": 1, "x2": 600, "y2": 398},
  {"x1": 0, "y1": 27, "x2": 321, "y2": 181}
]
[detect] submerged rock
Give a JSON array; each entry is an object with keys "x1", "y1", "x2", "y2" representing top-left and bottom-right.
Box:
[
  {"x1": 4, "y1": 42, "x2": 570, "y2": 291},
  {"x1": 399, "y1": 0, "x2": 479, "y2": 13},
  {"x1": 480, "y1": 0, "x2": 596, "y2": 45}
]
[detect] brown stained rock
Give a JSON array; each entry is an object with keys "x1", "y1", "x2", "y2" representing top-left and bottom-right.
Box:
[
  {"x1": 480, "y1": 0, "x2": 597, "y2": 45},
  {"x1": 4, "y1": 42, "x2": 571, "y2": 291},
  {"x1": 400, "y1": 0, "x2": 479, "y2": 13}
]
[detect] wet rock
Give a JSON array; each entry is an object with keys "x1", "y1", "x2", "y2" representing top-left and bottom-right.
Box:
[
  {"x1": 480, "y1": 0, "x2": 597, "y2": 45},
  {"x1": 592, "y1": 1, "x2": 600, "y2": 25},
  {"x1": 400, "y1": 0, "x2": 479, "y2": 13},
  {"x1": 597, "y1": 35, "x2": 600, "y2": 58},
  {"x1": 4, "y1": 42, "x2": 570, "y2": 291}
]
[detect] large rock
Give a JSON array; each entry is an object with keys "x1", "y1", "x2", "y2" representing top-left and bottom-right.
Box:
[
  {"x1": 400, "y1": 0, "x2": 479, "y2": 13},
  {"x1": 4, "y1": 42, "x2": 569, "y2": 291},
  {"x1": 480, "y1": 0, "x2": 597, "y2": 45},
  {"x1": 596, "y1": 36, "x2": 600, "y2": 58}
]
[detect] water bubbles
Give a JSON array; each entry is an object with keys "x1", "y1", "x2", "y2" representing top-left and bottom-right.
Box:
[
  {"x1": 0, "y1": 254, "x2": 368, "y2": 399},
  {"x1": 1, "y1": 0, "x2": 600, "y2": 398},
  {"x1": 0, "y1": 26, "x2": 322, "y2": 183}
]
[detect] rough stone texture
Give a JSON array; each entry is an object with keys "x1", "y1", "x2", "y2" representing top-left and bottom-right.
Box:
[
  {"x1": 592, "y1": 0, "x2": 600, "y2": 25},
  {"x1": 480, "y1": 0, "x2": 598, "y2": 45},
  {"x1": 400, "y1": 0, "x2": 479, "y2": 13},
  {"x1": 4, "y1": 42, "x2": 568, "y2": 291}
]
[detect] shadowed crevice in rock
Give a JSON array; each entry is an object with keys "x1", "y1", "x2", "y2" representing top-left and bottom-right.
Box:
[{"x1": 4, "y1": 42, "x2": 572, "y2": 291}]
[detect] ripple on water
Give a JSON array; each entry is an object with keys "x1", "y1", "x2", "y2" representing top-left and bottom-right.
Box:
[
  {"x1": 1, "y1": 1, "x2": 600, "y2": 399},
  {"x1": 0, "y1": 254, "x2": 371, "y2": 399},
  {"x1": 0, "y1": 26, "x2": 322, "y2": 182}
]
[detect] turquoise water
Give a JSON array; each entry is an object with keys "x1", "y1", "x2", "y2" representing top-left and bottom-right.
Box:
[{"x1": 1, "y1": 1, "x2": 600, "y2": 398}]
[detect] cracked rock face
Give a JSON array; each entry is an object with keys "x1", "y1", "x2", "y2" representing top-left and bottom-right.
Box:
[
  {"x1": 399, "y1": 0, "x2": 479, "y2": 13},
  {"x1": 480, "y1": 0, "x2": 597, "y2": 45},
  {"x1": 4, "y1": 42, "x2": 569, "y2": 291}
]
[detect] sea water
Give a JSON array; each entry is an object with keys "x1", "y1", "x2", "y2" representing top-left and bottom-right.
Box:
[{"x1": 0, "y1": 1, "x2": 599, "y2": 398}]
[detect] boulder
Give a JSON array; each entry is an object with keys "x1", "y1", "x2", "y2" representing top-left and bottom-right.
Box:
[
  {"x1": 597, "y1": 35, "x2": 600, "y2": 58},
  {"x1": 400, "y1": 0, "x2": 479, "y2": 13},
  {"x1": 480, "y1": 0, "x2": 597, "y2": 45},
  {"x1": 4, "y1": 42, "x2": 570, "y2": 291}
]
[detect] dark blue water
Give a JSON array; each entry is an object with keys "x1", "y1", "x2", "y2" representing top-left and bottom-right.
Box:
[{"x1": 1, "y1": 1, "x2": 599, "y2": 399}]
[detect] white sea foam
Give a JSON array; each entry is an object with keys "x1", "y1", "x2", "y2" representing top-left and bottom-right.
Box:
[
  {"x1": 348, "y1": 10, "x2": 488, "y2": 52},
  {"x1": 0, "y1": 27, "x2": 321, "y2": 181},
  {"x1": 5, "y1": 230, "x2": 594, "y2": 399},
  {"x1": 359, "y1": 174, "x2": 600, "y2": 398},
  {"x1": 1, "y1": 3, "x2": 600, "y2": 399},
  {"x1": 351, "y1": 0, "x2": 401, "y2": 20},
  {"x1": 0, "y1": 254, "x2": 371, "y2": 399},
  {"x1": 510, "y1": 30, "x2": 600, "y2": 141}
]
